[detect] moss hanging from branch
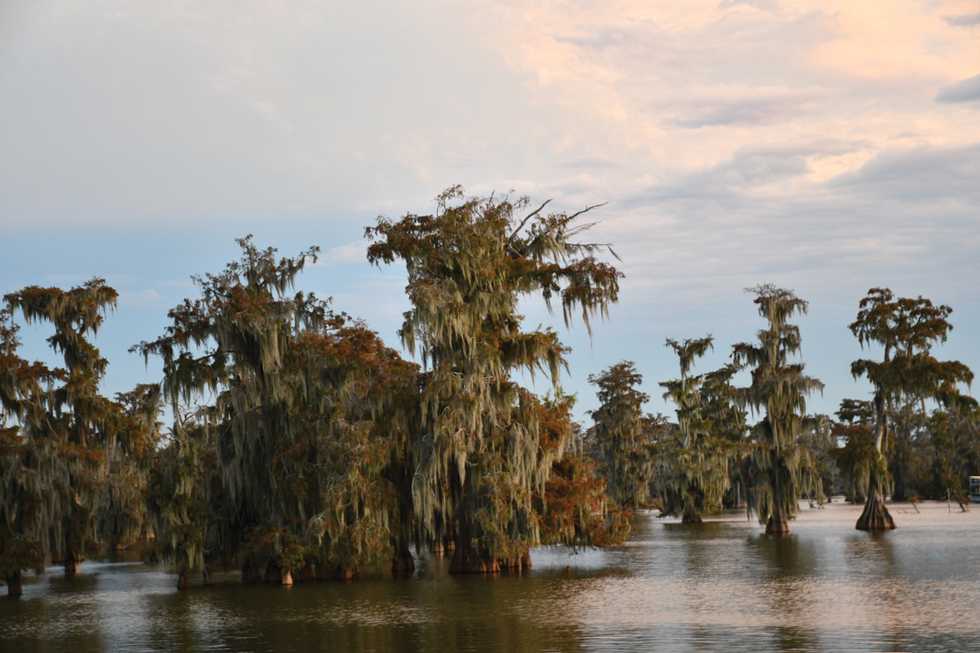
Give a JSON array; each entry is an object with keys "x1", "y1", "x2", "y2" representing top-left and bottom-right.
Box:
[
  {"x1": 366, "y1": 187, "x2": 621, "y2": 572},
  {"x1": 732, "y1": 285, "x2": 823, "y2": 535}
]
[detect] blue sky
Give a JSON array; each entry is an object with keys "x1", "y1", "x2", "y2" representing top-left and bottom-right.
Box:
[{"x1": 2, "y1": 1, "x2": 978, "y2": 423}]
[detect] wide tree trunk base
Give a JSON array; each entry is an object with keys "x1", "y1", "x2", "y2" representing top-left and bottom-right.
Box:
[
  {"x1": 856, "y1": 495, "x2": 895, "y2": 531},
  {"x1": 449, "y1": 548, "x2": 531, "y2": 575},
  {"x1": 336, "y1": 566, "x2": 355, "y2": 581},
  {"x1": 449, "y1": 547, "x2": 494, "y2": 574},
  {"x1": 64, "y1": 560, "x2": 79, "y2": 578},
  {"x1": 263, "y1": 563, "x2": 293, "y2": 585},
  {"x1": 765, "y1": 516, "x2": 791, "y2": 536},
  {"x1": 391, "y1": 551, "x2": 415, "y2": 576},
  {"x1": 6, "y1": 572, "x2": 23, "y2": 599},
  {"x1": 681, "y1": 510, "x2": 703, "y2": 525},
  {"x1": 297, "y1": 563, "x2": 317, "y2": 582}
]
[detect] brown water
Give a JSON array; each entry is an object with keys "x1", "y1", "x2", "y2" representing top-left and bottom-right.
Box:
[{"x1": 3, "y1": 502, "x2": 979, "y2": 652}]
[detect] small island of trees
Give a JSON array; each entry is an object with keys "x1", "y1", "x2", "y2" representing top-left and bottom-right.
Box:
[{"x1": 1, "y1": 188, "x2": 976, "y2": 599}]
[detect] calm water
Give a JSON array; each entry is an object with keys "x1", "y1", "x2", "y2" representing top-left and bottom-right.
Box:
[{"x1": 3, "y1": 502, "x2": 979, "y2": 652}]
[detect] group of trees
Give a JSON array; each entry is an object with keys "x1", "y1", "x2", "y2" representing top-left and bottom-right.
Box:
[
  {"x1": 586, "y1": 287, "x2": 977, "y2": 536},
  {"x1": 1, "y1": 189, "x2": 976, "y2": 600},
  {"x1": 0, "y1": 189, "x2": 625, "y2": 598}
]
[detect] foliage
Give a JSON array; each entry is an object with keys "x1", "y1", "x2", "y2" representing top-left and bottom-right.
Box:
[
  {"x1": 98, "y1": 384, "x2": 162, "y2": 552},
  {"x1": 3, "y1": 280, "x2": 119, "y2": 573},
  {"x1": 732, "y1": 285, "x2": 824, "y2": 534},
  {"x1": 136, "y1": 237, "x2": 421, "y2": 580},
  {"x1": 366, "y1": 187, "x2": 621, "y2": 571},
  {"x1": 657, "y1": 338, "x2": 743, "y2": 522},
  {"x1": 588, "y1": 361, "x2": 656, "y2": 510},
  {"x1": 848, "y1": 288, "x2": 974, "y2": 530}
]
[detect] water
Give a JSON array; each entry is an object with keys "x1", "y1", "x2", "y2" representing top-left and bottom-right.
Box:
[{"x1": 3, "y1": 502, "x2": 979, "y2": 652}]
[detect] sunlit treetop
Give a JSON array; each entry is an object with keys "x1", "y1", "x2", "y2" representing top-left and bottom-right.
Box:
[{"x1": 849, "y1": 287, "x2": 973, "y2": 402}]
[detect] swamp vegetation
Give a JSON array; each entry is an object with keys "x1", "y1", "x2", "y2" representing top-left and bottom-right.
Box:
[{"x1": 1, "y1": 189, "x2": 976, "y2": 599}]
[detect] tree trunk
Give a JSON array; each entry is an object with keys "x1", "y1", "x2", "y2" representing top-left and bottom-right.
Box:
[
  {"x1": 681, "y1": 505, "x2": 703, "y2": 524},
  {"x1": 391, "y1": 540, "x2": 415, "y2": 576},
  {"x1": 500, "y1": 551, "x2": 531, "y2": 574},
  {"x1": 450, "y1": 539, "x2": 496, "y2": 574},
  {"x1": 449, "y1": 529, "x2": 531, "y2": 574},
  {"x1": 448, "y1": 520, "x2": 515, "y2": 574},
  {"x1": 176, "y1": 570, "x2": 190, "y2": 591},
  {"x1": 766, "y1": 457, "x2": 791, "y2": 535},
  {"x1": 336, "y1": 566, "x2": 355, "y2": 581},
  {"x1": 856, "y1": 464, "x2": 895, "y2": 531},
  {"x1": 5, "y1": 572, "x2": 23, "y2": 599},
  {"x1": 263, "y1": 562, "x2": 293, "y2": 585},
  {"x1": 857, "y1": 395, "x2": 896, "y2": 532},
  {"x1": 297, "y1": 562, "x2": 317, "y2": 582},
  {"x1": 63, "y1": 553, "x2": 79, "y2": 578},
  {"x1": 766, "y1": 513, "x2": 791, "y2": 535}
]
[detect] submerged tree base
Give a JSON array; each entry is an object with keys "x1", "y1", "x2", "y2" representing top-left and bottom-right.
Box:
[
  {"x1": 681, "y1": 510, "x2": 703, "y2": 525},
  {"x1": 856, "y1": 495, "x2": 896, "y2": 531},
  {"x1": 5, "y1": 572, "x2": 23, "y2": 599},
  {"x1": 450, "y1": 547, "x2": 531, "y2": 575},
  {"x1": 765, "y1": 516, "x2": 791, "y2": 536},
  {"x1": 391, "y1": 550, "x2": 415, "y2": 576}
]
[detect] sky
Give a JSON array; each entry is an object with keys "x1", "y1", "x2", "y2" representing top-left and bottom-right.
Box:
[{"x1": 1, "y1": 0, "x2": 978, "y2": 423}]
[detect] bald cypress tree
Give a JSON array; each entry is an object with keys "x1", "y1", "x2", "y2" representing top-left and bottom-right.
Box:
[
  {"x1": 0, "y1": 307, "x2": 61, "y2": 597},
  {"x1": 367, "y1": 187, "x2": 621, "y2": 573},
  {"x1": 658, "y1": 337, "x2": 740, "y2": 523},
  {"x1": 137, "y1": 237, "x2": 421, "y2": 586},
  {"x1": 98, "y1": 384, "x2": 162, "y2": 555},
  {"x1": 5, "y1": 280, "x2": 119, "y2": 576},
  {"x1": 849, "y1": 288, "x2": 974, "y2": 530},
  {"x1": 589, "y1": 361, "x2": 654, "y2": 511},
  {"x1": 733, "y1": 285, "x2": 823, "y2": 535}
]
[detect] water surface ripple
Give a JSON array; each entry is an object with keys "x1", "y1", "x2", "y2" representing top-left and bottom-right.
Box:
[{"x1": 2, "y1": 502, "x2": 978, "y2": 652}]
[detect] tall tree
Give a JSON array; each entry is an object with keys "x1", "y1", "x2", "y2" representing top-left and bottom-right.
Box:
[
  {"x1": 0, "y1": 308, "x2": 64, "y2": 597},
  {"x1": 136, "y1": 237, "x2": 420, "y2": 586},
  {"x1": 536, "y1": 401, "x2": 628, "y2": 548},
  {"x1": 589, "y1": 361, "x2": 655, "y2": 511},
  {"x1": 733, "y1": 285, "x2": 823, "y2": 535},
  {"x1": 98, "y1": 384, "x2": 162, "y2": 555},
  {"x1": 147, "y1": 415, "x2": 222, "y2": 590},
  {"x1": 5, "y1": 279, "x2": 119, "y2": 576},
  {"x1": 366, "y1": 186, "x2": 621, "y2": 573},
  {"x1": 928, "y1": 394, "x2": 979, "y2": 507},
  {"x1": 657, "y1": 337, "x2": 740, "y2": 523},
  {"x1": 849, "y1": 288, "x2": 973, "y2": 530},
  {"x1": 832, "y1": 399, "x2": 876, "y2": 503}
]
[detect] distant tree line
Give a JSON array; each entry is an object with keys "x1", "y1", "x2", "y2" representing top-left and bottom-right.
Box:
[
  {"x1": 585, "y1": 287, "x2": 977, "y2": 534},
  {"x1": 1, "y1": 188, "x2": 976, "y2": 599}
]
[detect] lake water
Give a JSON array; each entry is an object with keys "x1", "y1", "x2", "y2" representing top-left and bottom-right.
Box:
[{"x1": 3, "y1": 501, "x2": 979, "y2": 652}]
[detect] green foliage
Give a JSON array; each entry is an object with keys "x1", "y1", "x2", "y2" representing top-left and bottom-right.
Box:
[
  {"x1": 98, "y1": 385, "x2": 163, "y2": 552},
  {"x1": 848, "y1": 287, "x2": 974, "y2": 529},
  {"x1": 589, "y1": 361, "x2": 655, "y2": 510},
  {"x1": 147, "y1": 420, "x2": 219, "y2": 578},
  {"x1": 367, "y1": 187, "x2": 621, "y2": 569},
  {"x1": 832, "y1": 399, "x2": 877, "y2": 502},
  {"x1": 657, "y1": 338, "x2": 744, "y2": 522},
  {"x1": 3, "y1": 280, "x2": 120, "y2": 572},
  {"x1": 733, "y1": 285, "x2": 824, "y2": 533},
  {"x1": 136, "y1": 236, "x2": 421, "y2": 579}
]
